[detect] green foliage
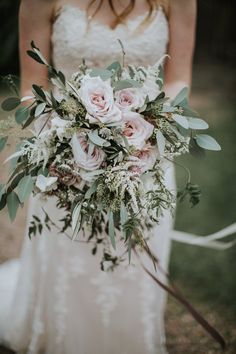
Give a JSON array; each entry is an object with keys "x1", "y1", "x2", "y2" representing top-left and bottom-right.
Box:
[
  {"x1": 195, "y1": 134, "x2": 221, "y2": 151},
  {"x1": 1, "y1": 97, "x2": 21, "y2": 111},
  {"x1": 177, "y1": 182, "x2": 201, "y2": 207},
  {"x1": 0, "y1": 136, "x2": 8, "y2": 151},
  {"x1": 108, "y1": 210, "x2": 116, "y2": 249},
  {"x1": 89, "y1": 68, "x2": 112, "y2": 80},
  {"x1": 28, "y1": 215, "x2": 43, "y2": 239},
  {"x1": 15, "y1": 106, "x2": 30, "y2": 124},
  {"x1": 113, "y1": 79, "x2": 142, "y2": 91},
  {"x1": 17, "y1": 175, "x2": 34, "y2": 203},
  {"x1": 7, "y1": 191, "x2": 20, "y2": 221},
  {"x1": 172, "y1": 87, "x2": 189, "y2": 106}
]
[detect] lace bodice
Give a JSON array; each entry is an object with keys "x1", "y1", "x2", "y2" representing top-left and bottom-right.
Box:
[{"x1": 51, "y1": 5, "x2": 169, "y2": 77}]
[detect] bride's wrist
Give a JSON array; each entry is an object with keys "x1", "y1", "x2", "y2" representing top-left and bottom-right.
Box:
[{"x1": 163, "y1": 80, "x2": 190, "y2": 99}]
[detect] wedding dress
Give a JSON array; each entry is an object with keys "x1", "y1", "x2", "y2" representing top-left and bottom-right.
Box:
[{"x1": 0, "y1": 6, "x2": 175, "y2": 354}]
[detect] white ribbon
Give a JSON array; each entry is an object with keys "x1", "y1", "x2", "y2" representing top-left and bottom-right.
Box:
[{"x1": 171, "y1": 223, "x2": 236, "y2": 250}]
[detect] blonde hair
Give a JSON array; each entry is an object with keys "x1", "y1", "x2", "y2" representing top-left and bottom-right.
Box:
[{"x1": 87, "y1": 0, "x2": 170, "y2": 28}]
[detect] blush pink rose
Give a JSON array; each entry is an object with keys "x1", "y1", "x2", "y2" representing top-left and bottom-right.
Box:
[
  {"x1": 71, "y1": 131, "x2": 105, "y2": 171},
  {"x1": 79, "y1": 76, "x2": 122, "y2": 125},
  {"x1": 122, "y1": 112, "x2": 154, "y2": 150},
  {"x1": 115, "y1": 88, "x2": 145, "y2": 111}
]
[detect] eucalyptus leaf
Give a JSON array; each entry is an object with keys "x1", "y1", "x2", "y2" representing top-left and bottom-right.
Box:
[
  {"x1": 33, "y1": 49, "x2": 49, "y2": 66},
  {"x1": 188, "y1": 117, "x2": 209, "y2": 130},
  {"x1": 120, "y1": 202, "x2": 128, "y2": 225},
  {"x1": 106, "y1": 61, "x2": 122, "y2": 76},
  {"x1": 156, "y1": 130, "x2": 166, "y2": 156},
  {"x1": 27, "y1": 50, "x2": 45, "y2": 65},
  {"x1": 17, "y1": 175, "x2": 34, "y2": 203},
  {"x1": 72, "y1": 203, "x2": 82, "y2": 240},
  {"x1": 158, "y1": 65, "x2": 164, "y2": 85},
  {"x1": 50, "y1": 91, "x2": 58, "y2": 109},
  {"x1": 85, "y1": 180, "x2": 99, "y2": 199},
  {"x1": 113, "y1": 79, "x2": 142, "y2": 91},
  {"x1": 0, "y1": 136, "x2": 8, "y2": 151},
  {"x1": 7, "y1": 191, "x2": 20, "y2": 221},
  {"x1": 1, "y1": 97, "x2": 21, "y2": 111},
  {"x1": 72, "y1": 202, "x2": 81, "y2": 231},
  {"x1": 88, "y1": 130, "x2": 110, "y2": 147},
  {"x1": 29, "y1": 41, "x2": 49, "y2": 65},
  {"x1": 15, "y1": 107, "x2": 29, "y2": 124},
  {"x1": 7, "y1": 161, "x2": 28, "y2": 184},
  {"x1": 32, "y1": 84, "x2": 46, "y2": 101},
  {"x1": 162, "y1": 105, "x2": 175, "y2": 113},
  {"x1": 172, "y1": 87, "x2": 189, "y2": 106},
  {"x1": 0, "y1": 184, "x2": 5, "y2": 201},
  {"x1": 89, "y1": 68, "x2": 112, "y2": 80},
  {"x1": 67, "y1": 82, "x2": 80, "y2": 97},
  {"x1": 7, "y1": 171, "x2": 25, "y2": 193},
  {"x1": 37, "y1": 167, "x2": 48, "y2": 177},
  {"x1": 35, "y1": 102, "x2": 46, "y2": 117},
  {"x1": 172, "y1": 114, "x2": 189, "y2": 129},
  {"x1": 0, "y1": 193, "x2": 7, "y2": 210},
  {"x1": 195, "y1": 134, "x2": 221, "y2": 151},
  {"x1": 51, "y1": 77, "x2": 65, "y2": 90},
  {"x1": 108, "y1": 210, "x2": 116, "y2": 249},
  {"x1": 22, "y1": 113, "x2": 36, "y2": 129},
  {"x1": 58, "y1": 71, "x2": 66, "y2": 85},
  {"x1": 189, "y1": 138, "x2": 206, "y2": 159}
]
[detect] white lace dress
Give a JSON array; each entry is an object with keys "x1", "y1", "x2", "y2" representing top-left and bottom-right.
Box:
[{"x1": 0, "y1": 6, "x2": 175, "y2": 354}]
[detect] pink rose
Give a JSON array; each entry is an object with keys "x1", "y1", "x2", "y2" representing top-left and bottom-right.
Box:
[
  {"x1": 115, "y1": 88, "x2": 145, "y2": 111},
  {"x1": 71, "y1": 131, "x2": 105, "y2": 171},
  {"x1": 79, "y1": 76, "x2": 122, "y2": 125},
  {"x1": 122, "y1": 112, "x2": 154, "y2": 149}
]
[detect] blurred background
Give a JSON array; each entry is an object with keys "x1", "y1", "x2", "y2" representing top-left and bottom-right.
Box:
[{"x1": 0, "y1": 0, "x2": 236, "y2": 353}]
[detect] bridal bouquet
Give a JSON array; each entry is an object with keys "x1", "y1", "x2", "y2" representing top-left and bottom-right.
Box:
[
  {"x1": 0, "y1": 42, "x2": 226, "y2": 347},
  {"x1": 0, "y1": 42, "x2": 221, "y2": 269}
]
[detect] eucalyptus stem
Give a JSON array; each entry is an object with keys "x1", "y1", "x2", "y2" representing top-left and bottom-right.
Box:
[
  {"x1": 37, "y1": 111, "x2": 53, "y2": 137},
  {"x1": 117, "y1": 39, "x2": 126, "y2": 67},
  {"x1": 164, "y1": 156, "x2": 191, "y2": 184}
]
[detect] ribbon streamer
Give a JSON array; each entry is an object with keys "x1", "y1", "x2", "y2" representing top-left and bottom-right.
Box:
[
  {"x1": 134, "y1": 247, "x2": 226, "y2": 350},
  {"x1": 171, "y1": 223, "x2": 236, "y2": 250}
]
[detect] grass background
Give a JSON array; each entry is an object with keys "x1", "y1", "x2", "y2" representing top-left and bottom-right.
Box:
[{"x1": 166, "y1": 61, "x2": 236, "y2": 352}]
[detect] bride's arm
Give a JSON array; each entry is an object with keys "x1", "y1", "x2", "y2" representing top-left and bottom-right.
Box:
[
  {"x1": 19, "y1": 0, "x2": 55, "y2": 96},
  {"x1": 164, "y1": 0, "x2": 197, "y2": 98}
]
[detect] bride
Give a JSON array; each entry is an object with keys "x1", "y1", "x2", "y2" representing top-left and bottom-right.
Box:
[{"x1": 0, "y1": 0, "x2": 196, "y2": 353}]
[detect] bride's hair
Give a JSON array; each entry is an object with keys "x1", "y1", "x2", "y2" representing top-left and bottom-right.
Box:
[{"x1": 87, "y1": 0, "x2": 169, "y2": 27}]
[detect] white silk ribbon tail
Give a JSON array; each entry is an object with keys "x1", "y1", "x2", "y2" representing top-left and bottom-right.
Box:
[{"x1": 171, "y1": 223, "x2": 236, "y2": 250}]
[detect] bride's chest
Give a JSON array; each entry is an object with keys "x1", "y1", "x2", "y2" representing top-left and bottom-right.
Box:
[{"x1": 51, "y1": 6, "x2": 169, "y2": 75}]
